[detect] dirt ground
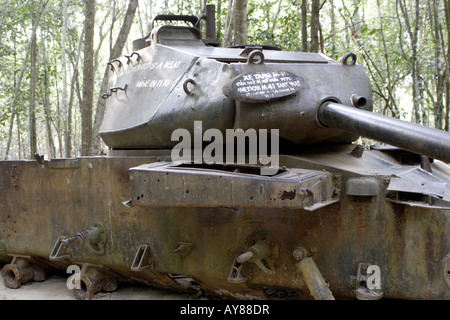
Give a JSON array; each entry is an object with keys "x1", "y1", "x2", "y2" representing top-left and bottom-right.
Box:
[{"x1": 0, "y1": 273, "x2": 196, "y2": 300}]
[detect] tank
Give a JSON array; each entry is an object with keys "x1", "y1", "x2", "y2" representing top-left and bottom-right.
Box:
[{"x1": 1, "y1": 5, "x2": 450, "y2": 301}]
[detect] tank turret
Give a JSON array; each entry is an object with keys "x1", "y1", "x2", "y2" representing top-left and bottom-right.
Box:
[{"x1": 99, "y1": 7, "x2": 450, "y2": 164}]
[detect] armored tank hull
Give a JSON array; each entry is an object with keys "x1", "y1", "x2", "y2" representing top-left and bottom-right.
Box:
[
  {"x1": 1, "y1": 147, "x2": 449, "y2": 300},
  {"x1": 1, "y1": 6, "x2": 449, "y2": 300}
]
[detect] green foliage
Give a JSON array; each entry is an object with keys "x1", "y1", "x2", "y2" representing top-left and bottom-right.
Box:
[{"x1": 0, "y1": 0, "x2": 449, "y2": 159}]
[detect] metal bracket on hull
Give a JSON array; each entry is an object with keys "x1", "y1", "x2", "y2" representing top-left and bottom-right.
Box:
[
  {"x1": 49, "y1": 236, "x2": 73, "y2": 261},
  {"x1": 127, "y1": 162, "x2": 340, "y2": 210},
  {"x1": 293, "y1": 246, "x2": 334, "y2": 300},
  {"x1": 49, "y1": 222, "x2": 107, "y2": 261},
  {"x1": 350, "y1": 262, "x2": 384, "y2": 300},
  {"x1": 227, "y1": 255, "x2": 249, "y2": 284},
  {"x1": 386, "y1": 172, "x2": 450, "y2": 209},
  {"x1": 131, "y1": 244, "x2": 154, "y2": 271}
]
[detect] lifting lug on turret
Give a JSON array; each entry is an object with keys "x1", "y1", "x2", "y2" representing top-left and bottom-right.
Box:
[
  {"x1": 124, "y1": 51, "x2": 142, "y2": 65},
  {"x1": 107, "y1": 58, "x2": 123, "y2": 72}
]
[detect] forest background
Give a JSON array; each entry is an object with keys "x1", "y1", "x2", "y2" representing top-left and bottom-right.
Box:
[{"x1": 0, "y1": 0, "x2": 449, "y2": 159}]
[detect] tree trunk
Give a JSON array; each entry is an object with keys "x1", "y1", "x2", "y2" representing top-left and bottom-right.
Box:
[
  {"x1": 66, "y1": 27, "x2": 85, "y2": 158},
  {"x1": 42, "y1": 38, "x2": 56, "y2": 159},
  {"x1": 330, "y1": 0, "x2": 336, "y2": 56},
  {"x1": 80, "y1": 0, "x2": 96, "y2": 156},
  {"x1": 4, "y1": 1, "x2": 48, "y2": 160},
  {"x1": 233, "y1": 0, "x2": 247, "y2": 46},
  {"x1": 90, "y1": 0, "x2": 139, "y2": 155},
  {"x1": 0, "y1": 1, "x2": 10, "y2": 47},
  {"x1": 16, "y1": 115, "x2": 22, "y2": 159},
  {"x1": 430, "y1": 0, "x2": 444, "y2": 129},
  {"x1": 223, "y1": 0, "x2": 235, "y2": 47},
  {"x1": 444, "y1": 0, "x2": 450, "y2": 131},
  {"x1": 310, "y1": 0, "x2": 320, "y2": 53},
  {"x1": 352, "y1": 0, "x2": 362, "y2": 38},
  {"x1": 267, "y1": 0, "x2": 283, "y2": 46},
  {"x1": 61, "y1": 0, "x2": 70, "y2": 158},
  {"x1": 377, "y1": 0, "x2": 399, "y2": 117},
  {"x1": 29, "y1": 14, "x2": 38, "y2": 158},
  {"x1": 216, "y1": 0, "x2": 223, "y2": 41},
  {"x1": 301, "y1": 0, "x2": 308, "y2": 52},
  {"x1": 398, "y1": 0, "x2": 422, "y2": 124}
]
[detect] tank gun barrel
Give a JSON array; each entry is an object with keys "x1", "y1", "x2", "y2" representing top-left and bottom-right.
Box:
[{"x1": 318, "y1": 102, "x2": 450, "y2": 163}]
